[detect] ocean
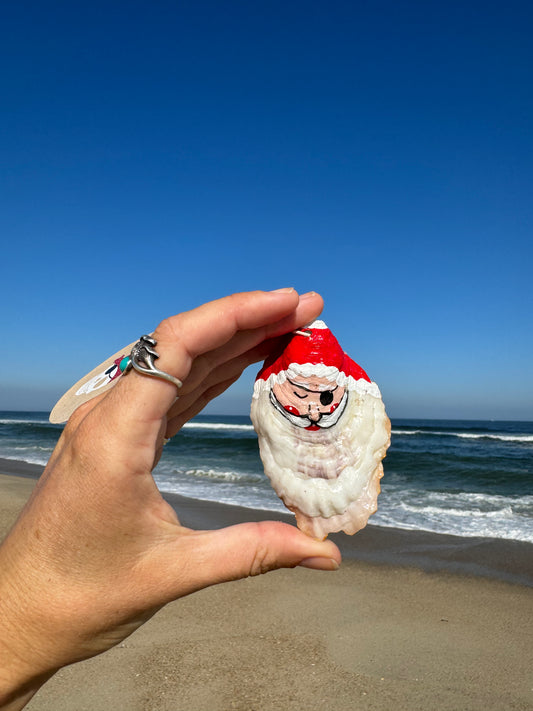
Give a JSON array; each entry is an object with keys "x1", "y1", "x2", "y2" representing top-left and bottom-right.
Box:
[{"x1": 0, "y1": 411, "x2": 532, "y2": 544}]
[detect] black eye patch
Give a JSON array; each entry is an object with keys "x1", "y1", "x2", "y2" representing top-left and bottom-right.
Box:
[{"x1": 320, "y1": 391, "x2": 334, "y2": 406}]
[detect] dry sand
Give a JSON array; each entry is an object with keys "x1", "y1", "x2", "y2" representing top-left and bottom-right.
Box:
[{"x1": 0, "y1": 467, "x2": 531, "y2": 711}]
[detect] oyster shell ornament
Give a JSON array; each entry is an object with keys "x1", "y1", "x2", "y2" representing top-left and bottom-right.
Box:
[{"x1": 250, "y1": 321, "x2": 391, "y2": 539}]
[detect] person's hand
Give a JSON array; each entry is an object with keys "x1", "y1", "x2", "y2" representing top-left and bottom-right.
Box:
[{"x1": 0, "y1": 289, "x2": 341, "y2": 710}]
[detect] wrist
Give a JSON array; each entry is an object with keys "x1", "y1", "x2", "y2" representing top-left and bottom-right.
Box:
[
  {"x1": 0, "y1": 620, "x2": 55, "y2": 711},
  {"x1": 0, "y1": 677, "x2": 51, "y2": 711},
  {"x1": 0, "y1": 548, "x2": 58, "y2": 710}
]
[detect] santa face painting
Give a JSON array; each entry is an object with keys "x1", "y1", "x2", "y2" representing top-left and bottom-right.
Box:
[
  {"x1": 270, "y1": 376, "x2": 347, "y2": 430},
  {"x1": 250, "y1": 321, "x2": 391, "y2": 540}
]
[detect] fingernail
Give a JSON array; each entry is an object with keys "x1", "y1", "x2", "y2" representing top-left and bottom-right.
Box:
[
  {"x1": 299, "y1": 291, "x2": 318, "y2": 300},
  {"x1": 298, "y1": 557, "x2": 339, "y2": 571},
  {"x1": 270, "y1": 287, "x2": 295, "y2": 294}
]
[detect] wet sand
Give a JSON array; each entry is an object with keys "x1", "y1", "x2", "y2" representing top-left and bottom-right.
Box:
[{"x1": 0, "y1": 462, "x2": 532, "y2": 711}]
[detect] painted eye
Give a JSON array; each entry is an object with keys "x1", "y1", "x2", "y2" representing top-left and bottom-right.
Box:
[
  {"x1": 320, "y1": 391, "x2": 334, "y2": 406},
  {"x1": 293, "y1": 391, "x2": 307, "y2": 399}
]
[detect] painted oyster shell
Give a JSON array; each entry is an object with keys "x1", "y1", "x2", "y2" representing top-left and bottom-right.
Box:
[{"x1": 250, "y1": 321, "x2": 391, "y2": 539}]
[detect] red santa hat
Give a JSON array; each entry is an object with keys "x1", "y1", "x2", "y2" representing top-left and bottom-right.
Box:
[{"x1": 255, "y1": 320, "x2": 371, "y2": 390}]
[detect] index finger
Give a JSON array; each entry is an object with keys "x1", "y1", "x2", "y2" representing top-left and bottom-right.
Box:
[
  {"x1": 156, "y1": 288, "x2": 305, "y2": 360},
  {"x1": 108, "y1": 289, "x2": 323, "y2": 429}
]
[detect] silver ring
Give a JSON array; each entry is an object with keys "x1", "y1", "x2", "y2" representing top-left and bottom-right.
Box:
[{"x1": 125, "y1": 335, "x2": 182, "y2": 392}]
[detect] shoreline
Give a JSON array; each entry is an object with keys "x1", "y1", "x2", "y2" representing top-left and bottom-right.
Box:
[
  {"x1": 1, "y1": 457, "x2": 531, "y2": 587},
  {"x1": 1, "y1": 460, "x2": 533, "y2": 710}
]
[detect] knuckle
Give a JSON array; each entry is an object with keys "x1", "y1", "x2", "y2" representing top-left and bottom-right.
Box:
[{"x1": 247, "y1": 522, "x2": 280, "y2": 577}]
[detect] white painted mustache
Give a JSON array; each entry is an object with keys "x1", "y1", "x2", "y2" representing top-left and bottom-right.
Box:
[{"x1": 269, "y1": 390, "x2": 349, "y2": 429}]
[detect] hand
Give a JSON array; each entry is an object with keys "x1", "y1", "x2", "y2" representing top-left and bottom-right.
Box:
[{"x1": 0, "y1": 289, "x2": 341, "y2": 710}]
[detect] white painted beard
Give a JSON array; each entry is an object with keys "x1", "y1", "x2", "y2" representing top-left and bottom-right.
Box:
[{"x1": 251, "y1": 383, "x2": 391, "y2": 539}]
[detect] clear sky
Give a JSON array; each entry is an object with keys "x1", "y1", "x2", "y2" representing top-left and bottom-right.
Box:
[{"x1": 1, "y1": 0, "x2": 532, "y2": 420}]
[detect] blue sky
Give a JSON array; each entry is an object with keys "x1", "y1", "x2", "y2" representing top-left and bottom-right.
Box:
[{"x1": 1, "y1": 0, "x2": 532, "y2": 420}]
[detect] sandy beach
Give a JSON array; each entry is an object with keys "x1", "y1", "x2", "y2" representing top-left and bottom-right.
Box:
[{"x1": 1, "y1": 462, "x2": 532, "y2": 711}]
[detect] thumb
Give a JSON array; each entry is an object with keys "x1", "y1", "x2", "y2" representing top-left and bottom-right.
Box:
[{"x1": 163, "y1": 521, "x2": 342, "y2": 599}]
